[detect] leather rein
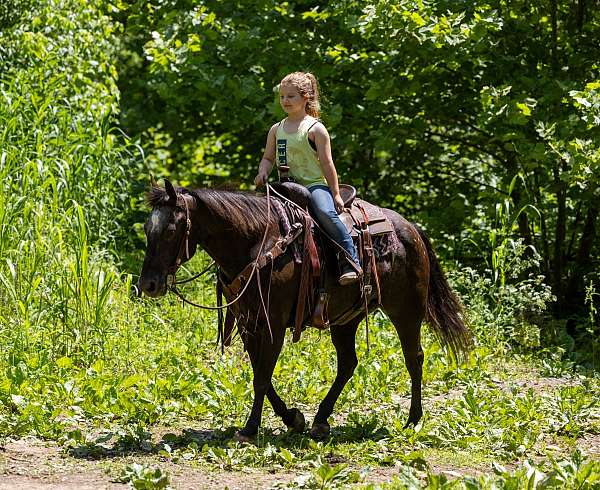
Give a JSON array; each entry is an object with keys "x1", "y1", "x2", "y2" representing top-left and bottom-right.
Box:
[{"x1": 163, "y1": 185, "x2": 381, "y2": 352}]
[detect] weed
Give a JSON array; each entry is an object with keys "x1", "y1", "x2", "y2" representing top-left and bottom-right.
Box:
[{"x1": 118, "y1": 463, "x2": 171, "y2": 489}]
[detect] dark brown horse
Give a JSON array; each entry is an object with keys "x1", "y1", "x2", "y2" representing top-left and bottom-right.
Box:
[{"x1": 138, "y1": 180, "x2": 471, "y2": 441}]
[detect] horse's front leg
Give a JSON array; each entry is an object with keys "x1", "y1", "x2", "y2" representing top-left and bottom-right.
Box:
[
  {"x1": 267, "y1": 384, "x2": 305, "y2": 433},
  {"x1": 236, "y1": 325, "x2": 285, "y2": 442}
]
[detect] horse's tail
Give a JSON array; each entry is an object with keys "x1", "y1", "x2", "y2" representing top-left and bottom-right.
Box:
[{"x1": 414, "y1": 225, "x2": 472, "y2": 361}]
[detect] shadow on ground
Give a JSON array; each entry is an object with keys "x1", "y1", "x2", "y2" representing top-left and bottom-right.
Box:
[{"x1": 67, "y1": 418, "x2": 392, "y2": 460}]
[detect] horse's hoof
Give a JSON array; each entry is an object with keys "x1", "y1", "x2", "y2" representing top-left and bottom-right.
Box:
[
  {"x1": 286, "y1": 408, "x2": 306, "y2": 433},
  {"x1": 404, "y1": 411, "x2": 423, "y2": 429},
  {"x1": 234, "y1": 430, "x2": 254, "y2": 444},
  {"x1": 309, "y1": 422, "x2": 330, "y2": 440}
]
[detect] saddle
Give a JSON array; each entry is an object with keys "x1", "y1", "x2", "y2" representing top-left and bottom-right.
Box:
[
  {"x1": 270, "y1": 181, "x2": 395, "y2": 334},
  {"x1": 270, "y1": 182, "x2": 393, "y2": 237},
  {"x1": 217, "y1": 182, "x2": 396, "y2": 348}
]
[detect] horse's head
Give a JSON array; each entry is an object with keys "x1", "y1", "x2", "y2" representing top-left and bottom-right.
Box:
[{"x1": 138, "y1": 180, "x2": 198, "y2": 297}]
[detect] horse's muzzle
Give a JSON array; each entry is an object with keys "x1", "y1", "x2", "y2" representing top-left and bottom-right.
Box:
[{"x1": 138, "y1": 275, "x2": 167, "y2": 297}]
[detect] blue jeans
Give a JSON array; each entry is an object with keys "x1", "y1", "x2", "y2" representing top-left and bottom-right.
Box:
[{"x1": 308, "y1": 185, "x2": 360, "y2": 265}]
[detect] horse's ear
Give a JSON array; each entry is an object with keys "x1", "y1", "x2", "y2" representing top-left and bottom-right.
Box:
[
  {"x1": 164, "y1": 179, "x2": 177, "y2": 203},
  {"x1": 150, "y1": 173, "x2": 158, "y2": 188}
]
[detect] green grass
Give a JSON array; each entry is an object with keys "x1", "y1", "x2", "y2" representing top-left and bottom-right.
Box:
[{"x1": 1, "y1": 258, "x2": 597, "y2": 486}]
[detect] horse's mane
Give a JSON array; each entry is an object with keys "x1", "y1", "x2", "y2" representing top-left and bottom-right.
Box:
[
  {"x1": 146, "y1": 186, "x2": 273, "y2": 238},
  {"x1": 146, "y1": 186, "x2": 170, "y2": 207}
]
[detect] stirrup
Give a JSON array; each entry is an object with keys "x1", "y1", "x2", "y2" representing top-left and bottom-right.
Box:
[
  {"x1": 311, "y1": 290, "x2": 330, "y2": 329},
  {"x1": 339, "y1": 270, "x2": 359, "y2": 286}
]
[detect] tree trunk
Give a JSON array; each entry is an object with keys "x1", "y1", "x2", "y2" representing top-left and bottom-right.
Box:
[
  {"x1": 576, "y1": 0, "x2": 586, "y2": 32},
  {"x1": 511, "y1": 187, "x2": 534, "y2": 255},
  {"x1": 532, "y1": 172, "x2": 551, "y2": 278},
  {"x1": 550, "y1": 0, "x2": 558, "y2": 70}
]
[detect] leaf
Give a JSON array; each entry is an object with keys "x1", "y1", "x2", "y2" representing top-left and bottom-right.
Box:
[
  {"x1": 516, "y1": 102, "x2": 531, "y2": 116},
  {"x1": 56, "y1": 356, "x2": 73, "y2": 369}
]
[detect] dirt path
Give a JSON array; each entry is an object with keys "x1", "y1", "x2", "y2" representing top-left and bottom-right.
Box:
[
  {"x1": 0, "y1": 438, "x2": 303, "y2": 489},
  {"x1": 3, "y1": 433, "x2": 594, "y2": 489},
  {"x1": 0, "y1": 436, "x2": 482, "y2": 489}
]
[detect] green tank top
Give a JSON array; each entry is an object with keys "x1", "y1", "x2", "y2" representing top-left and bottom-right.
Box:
[{"x1": 276, "y1": 117, "x2": 327, "y2": 188}]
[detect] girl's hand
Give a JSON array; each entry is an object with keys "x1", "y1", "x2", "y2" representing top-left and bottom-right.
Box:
[
  {"x1": 254, "y1": 171, "x2": 268, "y2": 187},
  {"x1": 333, "y1": 193, "x2": 345, "y2": 214}
]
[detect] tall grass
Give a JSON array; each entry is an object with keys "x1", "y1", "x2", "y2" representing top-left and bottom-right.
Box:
[
  {"x1": 0, "y1": 1, "x2": 226, "y2": 441},
  {"x1": 0, "y1": 0, "x2": 136, "y2": 365}
]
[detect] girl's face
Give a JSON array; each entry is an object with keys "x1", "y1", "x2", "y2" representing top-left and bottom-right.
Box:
[{"x1": 279, "y1": 83, "x2": 307, "y2": 115}]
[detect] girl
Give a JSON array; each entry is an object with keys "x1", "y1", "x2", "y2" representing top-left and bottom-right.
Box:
[{"x1": 254, "y1": 71, "x2": 361, "y2": 285}]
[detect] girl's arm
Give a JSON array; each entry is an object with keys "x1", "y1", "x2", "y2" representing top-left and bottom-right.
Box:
[
  {"x1": 255, "y1": 124, "x2": 278, "y2": 187},
  {"x1": 313, "y1": 123, "x2": 345, "y2": 213}
]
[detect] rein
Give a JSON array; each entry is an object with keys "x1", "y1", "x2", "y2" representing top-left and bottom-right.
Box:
[
  {"x1": 173, "y1": 260, "x2": 215, "y2": 285},
  {"x1": 164, "y1": 184, "x2": 346, "y2": 348},
  {"x1": 161, "y1": 183, "x2": 377, "y2": 352}
]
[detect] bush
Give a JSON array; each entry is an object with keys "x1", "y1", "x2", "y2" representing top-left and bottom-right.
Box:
[{"x1": 450, "y1": 241, "x2": 555, "y2": 351}]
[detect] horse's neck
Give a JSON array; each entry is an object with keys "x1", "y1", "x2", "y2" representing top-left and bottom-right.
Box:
[{"x1": 192, "y1": 196, "x2": 276, "y2": 279}]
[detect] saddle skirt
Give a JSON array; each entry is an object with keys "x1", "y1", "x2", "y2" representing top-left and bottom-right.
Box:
[{"x1": 339, "y1": 198, "x2": 395, "y2": 237}]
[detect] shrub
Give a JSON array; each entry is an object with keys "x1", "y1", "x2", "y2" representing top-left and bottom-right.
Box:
[{"x1": 450, "y1": 241, "x2": 555, "y2": 351}]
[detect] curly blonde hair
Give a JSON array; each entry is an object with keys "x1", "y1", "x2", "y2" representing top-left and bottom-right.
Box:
[{"x1": 280, "y1": 71, "x2": 321, "y2": 119}]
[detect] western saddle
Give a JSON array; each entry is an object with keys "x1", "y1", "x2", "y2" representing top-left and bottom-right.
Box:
[{"x1": 269, "y1": 181, "x2": 395, "y2": 340}]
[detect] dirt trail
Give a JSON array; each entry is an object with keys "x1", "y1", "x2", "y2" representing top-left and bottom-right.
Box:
[
  {"x1": 0, "y1": 436, "x2": 471, "y2": 489},
  {"x1": 1, "y1": 374, "x2": 596, "y2": 489},
  {"x1": 0, "y1": 438, "x2": 299, "y2": 489}
]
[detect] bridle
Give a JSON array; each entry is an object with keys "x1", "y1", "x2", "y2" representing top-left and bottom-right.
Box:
[{"x1": 165, "y1": 193, "x2": 193, "y2": 288}]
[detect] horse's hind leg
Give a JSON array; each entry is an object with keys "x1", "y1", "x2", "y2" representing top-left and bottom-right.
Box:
[
  {"x1": 386, "y1": 310, "x2": 425, "y2": 426},
  {"x1": 310, "y1": 320, "x2": 359, "y2": 440}
]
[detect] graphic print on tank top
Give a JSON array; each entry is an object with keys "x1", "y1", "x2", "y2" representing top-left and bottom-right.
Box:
[
  {"x1": 277, "y1": 139, "x2": 309, "y2": 177},
  {"x1": 275, "y1": 118, "x2": 326, "y2": 187},
  {"x1": 277, "y1": 139, "x2": 287, "y2": 166}
]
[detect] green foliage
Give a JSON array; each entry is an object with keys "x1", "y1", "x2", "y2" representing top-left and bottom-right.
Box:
[
  {"x1": 0, "y1": 0, "x2": 144, "y2": 368},
  {"x1": 285, "y1": 462, "x2": 362, "y2": 488},
  {"x1": 0, "y1": 0, "x2": 599, "y2": 486},
  {"x1": 114, "y1": 0, "x2": 600, "y2": 319},
  {"x1": 0, "y1": 0, "x2": 32, "y2": 29},
  {"x1": 450, "y1": 240, "x2": 554, "y2": 350},
  {"x1": 370, "y1": 450, "x2": 600, "y2": 489},
  {"x1": 119, "y1": 463, "x2": 170, "y2": 489}
]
